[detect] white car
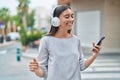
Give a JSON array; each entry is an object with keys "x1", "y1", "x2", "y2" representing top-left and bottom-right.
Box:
[{"x1": 7, "y1": 32, "x2": 20, "y2": 41}]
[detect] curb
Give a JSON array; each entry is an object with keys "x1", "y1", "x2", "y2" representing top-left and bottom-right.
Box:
[{"x1": 0, "y1": 41, "x2": 18, "y2": 48}]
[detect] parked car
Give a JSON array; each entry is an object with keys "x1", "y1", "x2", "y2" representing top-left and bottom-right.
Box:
[
  {"x1": 0, "y1": 34, "x2": 4, "y2": 43},
  {"x1": 6, "y1": 32, "x2": 20, "y2": 41}
]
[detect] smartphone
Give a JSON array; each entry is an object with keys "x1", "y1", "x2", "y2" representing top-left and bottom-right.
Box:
[{"x1": 97, "y1": 36, "x2": 105, "y2": 45}]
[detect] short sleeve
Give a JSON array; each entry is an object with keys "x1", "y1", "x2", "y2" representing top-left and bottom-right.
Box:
[
  {"x1": 37, "y1": 37, "x2": 49, "y2": 78},
  {"x1": 78, "y1": 40, "x2": 86, "y2": 71}
]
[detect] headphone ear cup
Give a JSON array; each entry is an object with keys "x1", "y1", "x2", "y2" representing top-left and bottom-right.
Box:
[{"x1": 51, "y1": 17, "x2": 60, "y2": 27}]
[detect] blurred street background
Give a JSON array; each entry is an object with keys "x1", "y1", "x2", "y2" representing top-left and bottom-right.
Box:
[{"x1": 0, "y1": 0, "x2": 120, "y2": 80}]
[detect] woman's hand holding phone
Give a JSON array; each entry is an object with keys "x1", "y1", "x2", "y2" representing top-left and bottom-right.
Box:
[{"x1": 92, "y1": 36, "x2": 105, "y2": 56}]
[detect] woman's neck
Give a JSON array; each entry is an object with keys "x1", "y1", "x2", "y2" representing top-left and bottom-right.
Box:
[{"x1": 54, "y1": 29, "x2": 72, "y2": 38}]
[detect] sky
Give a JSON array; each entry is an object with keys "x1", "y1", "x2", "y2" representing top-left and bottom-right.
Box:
[{"x1": 0, "y1": 0, "x2": 57, "y2": 15}]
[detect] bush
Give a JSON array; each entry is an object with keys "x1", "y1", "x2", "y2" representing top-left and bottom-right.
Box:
[
  {"x1": 19, "y1": 26, "x2": 46, "y2": 46},
  {"x1": 26, "y1": 29, "x2": 45, "y2": 42}
]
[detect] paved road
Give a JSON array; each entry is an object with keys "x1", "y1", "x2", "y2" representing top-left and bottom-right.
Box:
[
  {"x1": 82, "y1": 53, "x2": 120, "y2": 80},
  {"x1": 0, "y1": 44, "x2": 42, "y2": 80}
]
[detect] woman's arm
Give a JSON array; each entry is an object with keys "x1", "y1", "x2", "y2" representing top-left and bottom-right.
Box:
[{"x1": 29, "y1": 37, "x2": 49, "y2": 78}]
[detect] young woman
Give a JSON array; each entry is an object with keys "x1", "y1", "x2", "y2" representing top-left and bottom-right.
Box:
[{"x1": 29, "y1": 5, "x2": 102, "y2": 80}]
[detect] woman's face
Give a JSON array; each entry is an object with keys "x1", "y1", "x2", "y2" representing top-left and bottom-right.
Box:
[{"x1": 59, "y1": 9, "x2": 74, "y2": 31}]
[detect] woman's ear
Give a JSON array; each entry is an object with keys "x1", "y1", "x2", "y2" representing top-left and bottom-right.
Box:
[{"x1": 51, "y1": 17, "x2": 60, "y2": 27}]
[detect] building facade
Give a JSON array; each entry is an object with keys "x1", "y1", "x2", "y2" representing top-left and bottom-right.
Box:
[{"x1": 58, "y1": 0, "x2": 120, "y2": 53}]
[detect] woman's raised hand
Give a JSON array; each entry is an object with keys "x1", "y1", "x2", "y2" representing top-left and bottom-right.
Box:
[{"x1": 29, "y1": 58, "x2": 39, "y2": 72}]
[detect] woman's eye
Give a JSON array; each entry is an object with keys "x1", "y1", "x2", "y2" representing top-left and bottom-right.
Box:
[
  {"x1": 71, "y1": 14, "x2": 74, "y2": 18},
  {"x1": 65, "y1": 15, "x2": 69, "y2": 18},
  {"x1": 64, "y1": 14, "x2": 74, "y2": 19}
]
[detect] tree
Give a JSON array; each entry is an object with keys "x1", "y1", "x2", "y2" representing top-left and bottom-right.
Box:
[
  {"x1": 0, "y1": 8, "x2": 10, "y2": 28},
  {"x1": 27, "y1": 10, "x2": 35, "y2": 27},
  {"x1": 17, "y1": 0, "x2": 30, "y2": 29}
]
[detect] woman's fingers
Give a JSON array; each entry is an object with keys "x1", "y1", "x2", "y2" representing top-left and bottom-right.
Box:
[
  {"x1": 92, "y1": 42, "x2": 101, "y2": 54},
  {"x1": 95, "y1": 45, "x2": 101, "y2": 51},
  {"x1": 92, "y1": 47, "x2": 99, "y2": 53},
  {"x1": 30, "y1": 65, "x2": 38, "y2": 69},
  {"x1": 33, "y1": 58, "x2": 37, "y2": 62},
  {"x1": 29, "y1": 63, "x2": 38, "y2": 67},
  {"x1": 30, "y1": 61, "x2": 38, "y2": 64},
  {"x1": 29, "y1": 65, "x2": 39, "y2": 72},
  {"x1": 92, "y1": 42, "x2": 95, "y2": 47},
  {"x1": 29, "y1": 58, "x2": 39, "y2": 72},
  {"x1": 29, "y1": 64, "x2": 39, "y2": 72}
]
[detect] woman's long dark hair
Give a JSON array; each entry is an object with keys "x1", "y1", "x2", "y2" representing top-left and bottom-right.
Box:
[{"x1": 47, "y1": 5, "x2": 72, "y2": 36}]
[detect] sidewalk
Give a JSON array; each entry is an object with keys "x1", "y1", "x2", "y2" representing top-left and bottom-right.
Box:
[
  {"x1": 0, "y1": 41, "x2": 38, "y2": 59},
  {"x1": 0, "y1": 41, "x2": 17, "y2": 48}
]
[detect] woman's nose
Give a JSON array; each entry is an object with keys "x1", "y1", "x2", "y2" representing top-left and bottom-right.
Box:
[{"x1": 70, "y1": 17, "x2": 74, "y2": 21}]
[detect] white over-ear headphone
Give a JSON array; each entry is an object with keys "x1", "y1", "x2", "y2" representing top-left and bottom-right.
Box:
[{"x1": 51, "y1": 17, "x2": 60, "y2": 27}]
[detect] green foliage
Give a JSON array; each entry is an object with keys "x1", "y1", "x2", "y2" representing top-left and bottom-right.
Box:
[
  {"x1": 15, "y1": 0, "x2": 37, "y2": 46},
  {"x1": 26, "y1": 29, "x2": 46, "y2": 42},
  {"x1": 17, "y1": 0, "x2": 30, "y2": 14},
  {"x1": 27, "y1": 10, "x2": 35, "y2": 27},
  {"x1": 19, "y1": 25, "x2": 27, "y2": 45},
  {"x1": 0, "y1": 8, "x2": 10, "y2": 28},
  {"x1": 20, "y1": 27, "x2": 46, "y2": 45},
  {"x1": 10, "y1": 15, "x2": 22, "y2": 27}
]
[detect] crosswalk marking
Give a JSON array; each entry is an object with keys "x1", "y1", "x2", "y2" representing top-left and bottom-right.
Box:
[
  {"x1": 82, "y1": 54, "x2": 120, "y2": 80},
  {"x1": 92, "y1": 62, "x2": 120, "y2": 67},
  {"x1": 82, "y1": 73, "x2": 120, "y2": 79},
  {"x1": 0, "y1": 50, "x2": 7, "y2": 55},
  {"x1": 83, "y1": 66, "x2": 120, "y2": 72}
]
